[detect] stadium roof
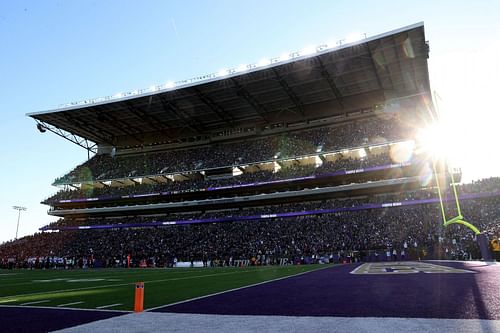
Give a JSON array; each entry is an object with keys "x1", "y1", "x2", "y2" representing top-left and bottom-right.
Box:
[{"x1": 28, "y1": 22, "x2": 432, "y2": 150}]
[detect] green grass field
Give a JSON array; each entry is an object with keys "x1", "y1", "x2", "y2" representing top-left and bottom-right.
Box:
[{"x1": 0, "y1": 265, "x2": 328, "y2": 311}]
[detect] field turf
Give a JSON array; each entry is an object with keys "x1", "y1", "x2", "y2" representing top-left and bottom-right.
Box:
[{"x1": 0, "y1": 264, "x2": 327, "y2": 311}]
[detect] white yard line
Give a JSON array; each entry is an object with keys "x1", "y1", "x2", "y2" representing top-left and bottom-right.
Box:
[
  {"x1": 0, "y1": 299, "x2": 17, "y2": 303},
  {"x1": 147, "y1": 264, "x2": 336, "y2": 311},
  {"x1": 0, "y1": 304, "x2": 130, "y2": 313},
  {"x1": 96, "y1": 303, "x2": 122, "y2": 309},
  {"x1": 0, "y1": 267, "x2": 276, "y2": 301},
  {"x1": 57, "y1": 301, "x2": 84, "y2": 307},
  {"x1": 0, "y1": 269, "x2": 202, "y2": 288},
  {"x1": 20, "y1": 299, "x2": 51, "y2": 306}
]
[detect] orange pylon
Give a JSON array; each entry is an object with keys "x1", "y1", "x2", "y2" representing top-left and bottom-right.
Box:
[{"x1": 134, "y1": 282, "x2": 144, "y2": 312}]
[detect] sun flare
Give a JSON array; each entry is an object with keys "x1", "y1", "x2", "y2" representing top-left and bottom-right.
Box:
[{"x1": 416, "y1": 123, "x2": 452, "y2": 160}]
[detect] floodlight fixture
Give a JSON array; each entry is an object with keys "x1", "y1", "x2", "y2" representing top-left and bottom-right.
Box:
[
  {"x1": 12, "y1": 206, "x2": 27, "y2": 240},
  {"x1": 37, "y1": 123, "x2": 46, "y2": 133},
  {"x1": 236, "y1": 64, "x2": 248, "y2": 72},
  {"x1": 218, "y1": 69, "x2": 228, "y2": 77},
  {"x1": 300, "y1": 46, "x2": 316, "y2": 56},
  {"x1": 256, "y1": 58, "x2": 271, "y2": 67},
  {"x1": 345, "y1": 33, "x2": 367, "y2": 44},
  {"x1": 326, "y1": 40, "x2": 339, "y2": 49},
  {"x1": 280, "y1": 53, "x2": 291, "y2": 61}
]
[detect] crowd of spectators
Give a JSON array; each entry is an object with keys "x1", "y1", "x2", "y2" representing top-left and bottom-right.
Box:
[
  {"x1": 3, "y1": 180, "x2": 498, "y2": 268},
  {"x1": 39, "y1": 181, "x2": 500, "y2": 230},
  {"x1": 44, "y1": 151, "x2": 397, "y2": 203},
  {"x1": 54, "y1": 116, "x2": 412, "y2": 184},
  {"x1": 460, "y1": 177, "x2": 500, "y2": 193},
  {"x1": 6, "y1": 106, "x2": 499, "y2": 268}
]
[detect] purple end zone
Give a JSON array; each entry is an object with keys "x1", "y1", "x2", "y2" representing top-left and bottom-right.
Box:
[
  {"x1": 0, "y1": 307, "x2": 125, "y2": 333},
  {"x1": 154, "y1": 262, "x2": 500, "y2": 320}
]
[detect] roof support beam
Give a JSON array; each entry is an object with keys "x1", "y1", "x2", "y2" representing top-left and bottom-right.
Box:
[
  {"x1": 94, "y1": 108, "x2": 144, "y2": 144},
  {"x1": 230, "y1": 78, "x2": 270, "y2": 123},
  {"x1": 271, "y1": 68, "x2": 305, "y2": 117},
  {"x1": 193, "y1": 88, "x2": 235, "y2": 127},
  {"x1": 60, "y1": 113, "x2": 115, "y2": 144},
  {"x1": 157, "y1": 95, "x2": 205, "y2": 134},
  {"x1": 391, "y1": 38, "x2": 405, "y2": 91},
  {"x1": 316, "y1": 58, "x2": 344, "y2": 108},
  {"x1": 365, "y1": 43, "x2": 385, "y2": 92},
  {"x1": 123, "y1": 101, "x2": 176, "y2": 140}
]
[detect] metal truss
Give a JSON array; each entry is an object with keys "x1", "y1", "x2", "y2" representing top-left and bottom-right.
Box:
[
  {"x1": 124, "y1": 100, "x2": 176, "y2": 141},
  {"x1": 316, "y1": 57, "x2": 344, "y2": 107},
  {"x1": 231, "y1": 78, "x2": 270, "y2": 123},
  {"x1": 271, "y1": 68, "x2": 305, "y2": 117},
  {"x1": 157, "y1": 95, "x2": 205, "y2": 134},
  {"x1": 365, "y1": 43, "x2": 385, "y2": 92},
  {"x1": 193, "y1": 88, "x2": 235, "y2": 127},
  {"x1": 94, "y1": 106, "x2": 143, "y2": 144},
  {"x1": 34, "y1": 120, "x2": 98, "y2": 155}
]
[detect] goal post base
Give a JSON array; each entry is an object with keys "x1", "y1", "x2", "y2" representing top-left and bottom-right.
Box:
[{"x1": 476, "y1": 233, "x2": 493, "y2": 261}]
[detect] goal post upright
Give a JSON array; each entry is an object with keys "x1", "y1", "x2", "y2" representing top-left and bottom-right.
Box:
[
  {"x1": 431, "y1": 148, "x2": 492, "y2": 260},
  {"x1": 431, "y1": 156, "x2": 480, "y2": 235}
]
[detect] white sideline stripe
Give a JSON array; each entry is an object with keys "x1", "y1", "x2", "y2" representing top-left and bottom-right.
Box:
[
  {"x1": 0, "y1": 267, "x2": 277, "y2": 301},
  {"x1": 0, "y1": 304, "x2": 131, "y2": 313},
  {"x1": 20, "y1": 299, "x2": 51, "y2": 306},
  {"x1": 96, "y1": 303, "x2": 122, "y2": 309},
  {"x1": 57, "y1": 301, "x2": 84, "y2": 307},
  {"x1": 348, "y1": 263, "x2": 365, "y2": 274},
  {"x1": 146, "y1": 264, "x2": 337, "y2": 311}
]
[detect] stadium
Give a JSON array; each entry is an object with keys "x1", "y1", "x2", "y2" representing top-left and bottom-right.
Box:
[{"x1": 1, "y1": 22, "x2": 499, "y2": 332}]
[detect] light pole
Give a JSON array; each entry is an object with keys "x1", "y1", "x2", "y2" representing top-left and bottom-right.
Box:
[{"x1": 12, "y1": 206, "x2": 27, "y2": 240}]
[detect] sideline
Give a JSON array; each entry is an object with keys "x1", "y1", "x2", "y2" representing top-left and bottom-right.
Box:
[{"x1": 54, "y1": 312, "x2": 500, "y2": 333}]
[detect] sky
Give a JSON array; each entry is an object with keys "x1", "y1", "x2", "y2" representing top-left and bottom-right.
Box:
[{"x1": 0, "y1": 0, "x2": 499, "y2": 244}]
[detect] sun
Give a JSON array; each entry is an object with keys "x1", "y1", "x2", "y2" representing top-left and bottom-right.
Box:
[{"x1": 416, "y1": 122, "x2": 452, "y2": 160}]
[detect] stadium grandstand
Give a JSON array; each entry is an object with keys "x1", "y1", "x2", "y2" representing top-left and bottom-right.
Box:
[
  {"x1": 3, "y1": 20, "x2": 499, "y2": 265},
  {"x1": 1, "y1": 22, "x2": 499, "y2": 332}
]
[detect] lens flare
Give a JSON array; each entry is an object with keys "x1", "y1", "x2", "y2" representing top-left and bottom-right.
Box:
[
  {"x1": 416, "y1": 123, "x2": 451, "y2": 160},
  {"x1": 390, "y1": 141, "x2": 414, "y2": 163}
]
